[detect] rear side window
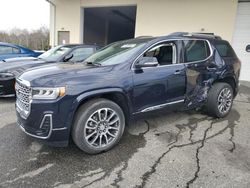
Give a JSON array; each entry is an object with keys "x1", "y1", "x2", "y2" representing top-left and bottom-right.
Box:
[
  {"x1": 12, "y1": 47, "x2": 20, "y2": 54},
  {"x1": 0, "y1": 46, "x2": 13, "y2": 54},
  {"x1": 183, "y1": 40, "x2": 210, "y2": 62},
  {"x1": 0, "y1": 46, "x2": 20, "y2": 54},
  {"x1": 215, "y1": 41, "x2": 236, "y2": 58}
]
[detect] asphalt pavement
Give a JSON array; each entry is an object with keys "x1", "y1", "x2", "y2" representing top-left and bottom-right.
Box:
[{"x1": 0, "y1": 82, "x2": 250, "y2": 188}]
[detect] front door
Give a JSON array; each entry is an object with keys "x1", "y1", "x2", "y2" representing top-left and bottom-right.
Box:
[{"x1": 132, "y1": 41, "x2": 186, "y2": 113}]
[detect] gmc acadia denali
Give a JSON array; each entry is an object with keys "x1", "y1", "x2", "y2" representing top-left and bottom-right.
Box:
[{"x1": 15, "y1": 33, "x2": 241, "y2": 154}]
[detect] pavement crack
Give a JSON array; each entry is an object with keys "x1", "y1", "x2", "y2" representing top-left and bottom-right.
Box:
[
  {"x1": 137, "y1": 123, "x2": 185, "y2": 187},
  {"x1": 111, "y1": 162, "x2": 129, "y2": 188},
  {"x1": 187, "y1": 122, "x2": 198, "y2": 143},
  {"x1": 139, "y1": 120, "x2": 150, "y2": 136},
  {"x1": 82, "y1": 172, "x2": 108, "y2": 188},
  {"x1": 136, "y1": 110, "x2": 240, "y2": 187},
  {"x1": 228, "y1": 118, "x2": 238, "y2": 153},
  {"x1": 234, "y1": 100, "x2": 250, "y2": 104},
  {"x1": 186, "y1": 120, "x2": 214, "y2": 188}
]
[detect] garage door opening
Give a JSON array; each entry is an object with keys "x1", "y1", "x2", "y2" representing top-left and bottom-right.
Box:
[{"x1": 83, "y1": 6, "x2": 137, "y2": 46}]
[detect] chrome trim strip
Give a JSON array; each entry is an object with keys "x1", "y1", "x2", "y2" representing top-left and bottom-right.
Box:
[
  {"x1": 131, "y1": 38, "x2": 213, "y2": 70},
  {"x1": 18, "y1": 114, "x2": 53, "y2": 140},
  {"x1": 16, "y1": 78, "x2": 31, "y2": 87},
  {"x1": 0, "y1": 94, "x2": 15, "y2": 98},
  {"x1": 134, "y1": 99, "x2": 185, "y2": 114},
  {"x1": 52, "y1": 127, "x2": 67, "y2": 131},
  {"x1": 15, "y1": 79, "x2": 32, "y2": 119}
]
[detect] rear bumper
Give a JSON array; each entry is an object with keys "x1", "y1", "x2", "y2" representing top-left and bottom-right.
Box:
[{"x1": 0, "y1": 78, "x2": 15, "y2": 97}]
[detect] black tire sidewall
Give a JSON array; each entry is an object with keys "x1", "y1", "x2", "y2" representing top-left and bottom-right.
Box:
[
  {"x1": 207, "y1": 83, "x2": 233, "y2": 118},
  {"x1": 72, "y1": 99, "x2": 125, "y2": 154}
]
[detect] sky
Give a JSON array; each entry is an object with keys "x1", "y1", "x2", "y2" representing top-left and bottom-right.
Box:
[{"x1": 0, "y1": 0, "x2": 50, "y2": 31}]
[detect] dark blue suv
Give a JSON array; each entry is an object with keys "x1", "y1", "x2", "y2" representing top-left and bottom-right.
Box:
[{"x1": 15, "y1": 33, "x2": 241, "y2": 154}]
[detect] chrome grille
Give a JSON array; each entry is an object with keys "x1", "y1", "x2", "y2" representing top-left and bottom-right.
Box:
[{"x1": 16, "y1": 80, "x2": 31, "y2": 113}]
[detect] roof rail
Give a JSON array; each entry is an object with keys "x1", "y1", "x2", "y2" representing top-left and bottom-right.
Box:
[
  {"x1": 169, "y1": 32, "x2": 222, "y2": 40},
  {"x1": 135, "y1": 36, "x2": 153, "y2": 39}
]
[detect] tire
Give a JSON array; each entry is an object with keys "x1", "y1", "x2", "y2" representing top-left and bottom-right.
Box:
[
  {"x1": 205, "y1": 83, "x2": 233, "y2": 118},
  {"x1": 72, "y1": 98, "x2": 125, "y2": 154}
]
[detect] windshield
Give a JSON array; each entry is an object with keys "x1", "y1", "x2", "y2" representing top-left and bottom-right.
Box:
[
  {"x1": 84, "y1": 41, "x2": 147, "y2": 66},
  {"x1": 38, "y1": 46, "x2": 72, "y2": 61}
]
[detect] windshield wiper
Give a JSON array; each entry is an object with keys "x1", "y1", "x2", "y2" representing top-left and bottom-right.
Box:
[{"x1": 85, "y1": 61, "x2": 101, "y2": 66}]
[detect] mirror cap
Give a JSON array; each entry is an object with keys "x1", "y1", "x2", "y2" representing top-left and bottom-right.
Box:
[
  {"x1": 135, "y1": 57, "x2": 158, "y2": 68},
  {"x1": 246, "y1": 45, "x2": 250, "y2": 52}
]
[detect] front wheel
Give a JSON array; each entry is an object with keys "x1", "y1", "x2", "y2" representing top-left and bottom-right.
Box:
[
  {"x1": 205, "y1": 83, "x2": 233, "y2": 118},
  {"x1": 72, "y1": 98, "x2": 125, "y2": 154}
]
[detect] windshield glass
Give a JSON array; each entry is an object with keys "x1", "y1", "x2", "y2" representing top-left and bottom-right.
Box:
[
  {"x1": 38, "y1": 46, "x2": 72, "y2": 61},
  {"x1": 84, "y1": 41, "x2": 147, "y2": 66}
]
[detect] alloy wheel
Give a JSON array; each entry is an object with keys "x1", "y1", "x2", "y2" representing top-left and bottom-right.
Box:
[
  {"x1": 217, "y1": 87, "x2": 233, "y2": 115},
  {"x1": 84, "y1": 108, "x2": 121, "y2": 149}
]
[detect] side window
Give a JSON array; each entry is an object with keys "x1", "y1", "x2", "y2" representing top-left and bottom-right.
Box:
[
  {"x1": 143, "y1": 43, "x2": 176, "y2": 66},
  {"x1": 0, "y1": 46, "x2": 13, "y2": 54},
  {"x1": 183, "y1": 40, "x2": 210, "y2": 62},
  {"x1": 12, "y1": 47, "x2": 20, "y2": 54},
  {"x1": 214, "y1": 41, "x2": 236, "y2": 58},
  {"x1": 70, "y1": 47, "x2": 94, "y2": 62}
]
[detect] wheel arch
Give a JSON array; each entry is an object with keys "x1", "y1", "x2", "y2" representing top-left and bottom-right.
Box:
[
  {"x1": 213, "y1": 75, "x2": 237, "y2": 97},
  {"x1": 71, "y1": 88, "x2": 132, "y2": 129}
]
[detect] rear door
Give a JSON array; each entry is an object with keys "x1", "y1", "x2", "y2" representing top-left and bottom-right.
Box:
[{"x1": 182, "y1": 39, "x2": 215, "y2": 108}]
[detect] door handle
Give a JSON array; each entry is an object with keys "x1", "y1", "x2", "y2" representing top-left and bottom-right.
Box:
[{"x1": 174, "y1": 70, "x2": 181, "y2": 75}]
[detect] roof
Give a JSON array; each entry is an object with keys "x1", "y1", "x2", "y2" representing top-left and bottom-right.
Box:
[
  {"x1": 0, "y1": 42, "x2": 34, "y2": 52},
  {"x1": 58, "y1": 43, "x2": 101, "y2": 48},
  {"x1": 134, "y1": 32, "x2": 223, "y2": 43}
]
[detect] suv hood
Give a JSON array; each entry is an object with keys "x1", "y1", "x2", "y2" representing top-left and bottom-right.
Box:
[{"x1": 18, "y1": 63, "x2": 114, "y2": 87}]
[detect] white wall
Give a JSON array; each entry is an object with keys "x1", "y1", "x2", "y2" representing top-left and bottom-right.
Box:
[
  {"x1": 135, "y1": 0, "x2": 238, "y2": 42},
  {"x1": 51, "y1": 0, "x2": 238, "y2": 45}
]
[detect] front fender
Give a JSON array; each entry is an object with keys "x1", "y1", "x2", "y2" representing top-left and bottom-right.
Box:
[{"x1": 65, "y1": 87, "x2": 131, "y2": 131}]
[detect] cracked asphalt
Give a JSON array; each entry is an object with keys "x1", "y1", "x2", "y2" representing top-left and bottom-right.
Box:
[{"x1": 1, "y1": 82, "x2": 250, "y2": 188}]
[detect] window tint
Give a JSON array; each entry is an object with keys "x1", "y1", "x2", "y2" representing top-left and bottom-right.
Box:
[
  {"x1": 12, "y1": 47, "x2": 20, "y2": 54},
  {"x1": 84, "y1": 41, "x2": 147, "y2": 66},
  {"x1": 0, "y1": 46, "x2": 13, "y2": 54},
  {"x1": 70, "y1": 47, "x2": 94, "y2": 62},
  {"x1": 183, "y1": 40, "x2": 210, "y2": 62},
  {"x1": 144, "y1": 43, "x2": 175, "y2": 65},
  {"x1": 215, "y1": 42, "x2": 236, "y2": 57},
  {"x1": 38, "y1": 46, "x2": 72, "y2": 61}
]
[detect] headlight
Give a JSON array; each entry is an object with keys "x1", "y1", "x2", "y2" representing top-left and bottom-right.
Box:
[
  {"x1": 0, "y1": 72, "x2": 15, "y2": 79},
  {"x1": 32, "y1": 87, "x2": 66, "y2": 100}
]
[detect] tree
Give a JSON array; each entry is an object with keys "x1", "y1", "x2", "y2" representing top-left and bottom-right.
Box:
[{"x1": 0, "y1": 26, "x2": 49, "y2": 51}]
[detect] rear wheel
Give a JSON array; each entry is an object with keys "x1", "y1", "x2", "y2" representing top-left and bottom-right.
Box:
[
  {"x1": 205, "y1": 83, "x2": 233, "y2": 118},
  {"x1": 72, "y1": 98, "x2": 125, "y2": 154}
]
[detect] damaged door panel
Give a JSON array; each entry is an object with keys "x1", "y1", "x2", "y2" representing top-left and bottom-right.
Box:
[{"x1": 183, "y1": 39, "x2": 224, "y2": 109}]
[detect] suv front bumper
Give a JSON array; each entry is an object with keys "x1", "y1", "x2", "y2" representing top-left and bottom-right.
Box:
[{"x1": 16, "y1": 99, "x2": 73, "y2": 146}]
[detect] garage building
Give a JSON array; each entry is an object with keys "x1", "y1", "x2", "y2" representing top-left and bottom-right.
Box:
[{"x1": 47, "y1": 0, "x2": 250, "y2": 81}]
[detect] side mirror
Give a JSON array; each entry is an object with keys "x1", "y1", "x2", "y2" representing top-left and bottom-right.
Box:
[
  {"x1": 135, "y1": 57, "x2": 158, "y2": 69},
  {"x1": 63, "y1": 54, "x2": 73, "y2": 62},
  {"x1": 246, "y1": 45, "x2": 250, "y2": 52}
]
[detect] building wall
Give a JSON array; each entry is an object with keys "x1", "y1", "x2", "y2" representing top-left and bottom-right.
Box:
[
  {"x1": 135, "y1": 0, "x2": 238, "y2": 42},
  {"x1": 52, "y1": 0, "x2": 82, "y2": 46},
  {"x1": 51, "y1": 0, "x2": 238, "y2": 46}
]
